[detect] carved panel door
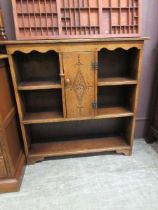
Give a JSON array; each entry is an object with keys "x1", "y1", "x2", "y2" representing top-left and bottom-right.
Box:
[{"x1": 62, "y1": 52, "x2": 96, "y2": 118}]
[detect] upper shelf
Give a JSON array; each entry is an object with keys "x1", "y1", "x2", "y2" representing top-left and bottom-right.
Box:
[
  {"x1": 11, "y1": 0, "x2": 140, "y2": 40},
  {"x1": 18, "y1": 81, "x2": 62, "y2": 90}
]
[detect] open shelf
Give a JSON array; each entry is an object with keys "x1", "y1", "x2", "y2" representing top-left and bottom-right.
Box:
[
  {"x1": 23, "y1": 111, "x2": 63, "y2": 124},
  {"x1": 98, "y1": 48, "x2": 139, "y2": 82},
  {"x1": 29, "y1": 136, "x2": 130, "y2": 158},
  {"x1": 98, "y1": 77, "x2": 137, "y2": 86},
  {"x1": 13, "y1": 51, "x2": 61, "y2": 86},
  {"x1": 96, "y1": 107, "x2": 134, "y2": 118},
  {"x1": 25, "y1": 117, "x2": 132, "y2": 159},
  {"x1": 20, "y1": 89, "x2": 63, "y2": 121},
  {"x1": 25, "y1": 118, "x2": 132, "y2": 143},
  {"x1": 98, "y1": 86, "x2": 136, "y2": 115},
  {"x1": 17, "y1": 81, "x2": 61, "y2": 90}
]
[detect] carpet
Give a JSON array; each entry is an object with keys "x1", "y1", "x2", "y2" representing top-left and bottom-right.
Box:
[{"x1": 0, "y1": 139, "x2": 158, "y2": 210}]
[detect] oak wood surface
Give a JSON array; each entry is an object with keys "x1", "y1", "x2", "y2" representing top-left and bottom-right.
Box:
[
  {"x1": 63, "y1": 51, "x2": 96, "y2": 118},
  {"x1": 17, "y1": 81, "x2": 62, "y2": 90},
  {"x1": 0, "y1": 153, "x2": 25, "y2": 193},
  {"x1": 98, "y1": 77, "x2": 137, "y2": 86},
  {"x1": 0, "y1": 57, "x2": 25, "y2": 193},
  {"x1": 97, "y1": 107, "x2": 134, "y2": 118},
  {"x1": 4, "y1": 39, "x2": 144, "y2": 164},
  {"x1": 22, "y1": 107, "x2": 133, "y2": 125},
  {"x1": 0, "y1": 37, "x2": 148, "y2": 45},
  {"x1": 29, "y1": 136, "x2": 130, "y2": 162}
]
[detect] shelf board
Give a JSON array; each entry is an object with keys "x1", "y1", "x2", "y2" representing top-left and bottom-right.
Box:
[
  {"x1": 22, "y1": 107, "x2": 133, "y2": 125},
  {"x1": 0, "y1": 54, "x2": 8, "y2": 59},
  {"x1": 29, "y1": 136, "x2": 130, "y2": 158},
  {"x1": 98, "y1": 77, "x2": 137, "y2": 86},
  {"x1": 18, "y1": 81, "x2": 61, "y2": 90},
  {"x1": 23, "y1": 112, "x2": 63, "y2": 124},
  {"x1": 96, "y1": 107, "x2": 134, "y2": 118}
]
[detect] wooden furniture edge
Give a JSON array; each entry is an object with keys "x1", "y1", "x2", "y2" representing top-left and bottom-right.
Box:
[
  {"x1": 0, "y1": 37, "x2": 150, "y2": 45},
  {"x1": 0, "y1": 152, "x2": 26, "y2": 193},
  {"x1": 28, "y1": 148, "x2": 132, "y2": 164}
]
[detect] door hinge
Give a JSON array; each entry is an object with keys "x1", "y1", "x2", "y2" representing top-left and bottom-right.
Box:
[
  {"x1": 92, "y1": 101, "x2": 97, "y2": 109},
  {"x1": 92, "y1": 62, "x2": 98, "y2": 71}
]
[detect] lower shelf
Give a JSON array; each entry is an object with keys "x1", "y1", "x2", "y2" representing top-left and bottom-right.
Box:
[{"x1": 28, "y1": 136, "x2": 131, "y2": 163}]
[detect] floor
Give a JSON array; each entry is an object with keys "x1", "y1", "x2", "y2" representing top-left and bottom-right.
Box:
[{"x1": 0, "y1": 139, "x2": 158, "y2": 210}]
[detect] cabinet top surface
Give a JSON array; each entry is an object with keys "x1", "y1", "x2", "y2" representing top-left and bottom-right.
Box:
[{"x1": 0, "y1": 37, "x2": 149, "y2": 45}]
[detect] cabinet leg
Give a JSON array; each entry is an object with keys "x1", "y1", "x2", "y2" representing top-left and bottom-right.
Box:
[{"x1": 116, "y1": 149, "x2": 132, "y2": 156}]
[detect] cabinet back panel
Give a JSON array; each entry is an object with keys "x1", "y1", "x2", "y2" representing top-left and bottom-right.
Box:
[
  {"x1": 98, "y1": 48, "x2": 139, "y2": 79},
  {"x1": 21, "y1": 89, "x2": 63, "y2": 113},
  {"x1": 13, "y1": 51, "x2": 60, "y2": 83},
  {"x1": 26, "y1": 118, "x2": 132, "y2": 143},
  {"x1": 98, "y1": 86, "x2": 136, "y2": 110}
]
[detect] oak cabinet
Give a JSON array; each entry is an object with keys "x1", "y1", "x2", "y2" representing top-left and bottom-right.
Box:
[{"x1": 4, "y1": 38, "x2": 144, "y2": 164}]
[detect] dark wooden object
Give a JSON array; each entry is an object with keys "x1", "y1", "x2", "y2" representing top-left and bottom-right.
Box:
[
  {"x1": 1, "y1": 38, "x2": 145, "y2": 164},
  {"x1": 0, "y1": 54, "x2": 25, "y2": 193},
  {"x1": 147, "y1": 66, "x2": 158, "y2": 142},
  {"x1": 11, "y1": 0, "x2": 140, "y2": 40}
]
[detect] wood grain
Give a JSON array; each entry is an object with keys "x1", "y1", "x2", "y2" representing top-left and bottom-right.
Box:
[
  {"x1": 17, "y1": 81, "x2": 61, "y2": 90},
  {"x1": 63, "y1": 52, "x2": 96, "y2": 118},
  {"x1": 0, "y1": 56, "x2": 25, "y2": 193},
  {"x1": 5, "y1": 40, "x2": 145, "y2": 166},
  {"x1": 98, "y1": 77, "x2": 137, "y2": 86},
  {"x1": 97, "y1": 107, "x2": 134, "y2": 118},
  {"x1": 29, "y1": 136, "x2": 130, "y2": 161}
]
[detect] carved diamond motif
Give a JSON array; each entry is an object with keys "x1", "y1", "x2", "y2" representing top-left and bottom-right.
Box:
[{"x1": 73, "y1": 70, "x2": 87, "y2": 102}]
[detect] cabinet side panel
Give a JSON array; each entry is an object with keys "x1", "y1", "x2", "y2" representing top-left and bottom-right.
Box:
[
  {"x1": 5, "y1": 116, "x2": 22, "y2": 169},
  {"x1": 0, "y1": 60, "x2": 14, "y2": 121},
  {"x1": 0, "y1": 57, "x2": 23, "y2": 177}
]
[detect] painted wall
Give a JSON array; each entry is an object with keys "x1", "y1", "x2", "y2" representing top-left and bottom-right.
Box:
[
  {"x1": 0, "y1": 0, "x2": 158, "y2": 138},
  {"x1": 135, "y1": 0, "x2": 158, "y2": 137}
]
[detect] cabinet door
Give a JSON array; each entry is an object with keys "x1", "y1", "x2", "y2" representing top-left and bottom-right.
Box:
[{"x1": 62, "y1": 52, "x2": 96, "y2": 118}]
